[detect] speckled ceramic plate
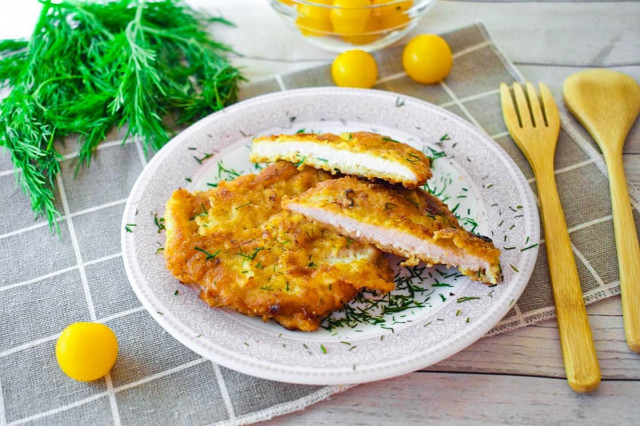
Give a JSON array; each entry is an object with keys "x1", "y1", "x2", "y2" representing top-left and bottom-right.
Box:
[{"x1": 121, "y1": 88, "x2": 539, "y2": 385}]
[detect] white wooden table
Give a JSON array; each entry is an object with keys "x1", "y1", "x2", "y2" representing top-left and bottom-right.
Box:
[{"x1": 2, "y1": 1, "x2": 638, "y2": 424}]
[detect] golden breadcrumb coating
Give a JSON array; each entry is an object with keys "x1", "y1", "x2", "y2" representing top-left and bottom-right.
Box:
[
  {"x1": 164, "y1": 162, "x2": 394, "y2": 331},
  {"x1": 250, "y1": 131, "x2": 431, "y2": 188},
  {"x1": 284, "y1": 176, "x2": 502, "y2": 285}
]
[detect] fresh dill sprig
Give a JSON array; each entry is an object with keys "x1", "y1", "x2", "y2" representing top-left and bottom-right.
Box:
[{"x1": 0, "y1": 0, "x2": 243, "y2": 233}]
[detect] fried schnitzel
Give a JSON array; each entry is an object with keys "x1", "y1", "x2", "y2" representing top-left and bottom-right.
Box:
[
  {"x1": 164, "y1": 162, "x2": 394, "y2": 331},
  {"x1": 284, "y1": 176, "x2": 502, "y2": 285},
  {"x1": 250, "y1": 131, "x2": 431, "y2": 188}
]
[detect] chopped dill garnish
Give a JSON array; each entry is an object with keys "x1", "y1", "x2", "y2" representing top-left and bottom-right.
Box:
[
  {"x1": 185, "y1": 177, "x2": 192, "y2": 182},
  {"x1": 124, "y1": 223, "x2": 136, "y2": 233},
  {"x1": 155, "y1": 247, "x2": 164, "y2": 255},
  {"x1": 307, "y1": 261, "x2": 317, "y2": 268},
  {"x1": 425, "y1": 147, "x2": 446, "y2": 165},
  {"x1": 236, "y1": 247, "x2": 264, "y2": 261},
  {"x1": 503, "y1": 246, "x2": 516, "y2": 250},
  {"x1": 346, "y1": 237, "x2": 354, "y2": 248},
  {"x1": 296, "y1": 128, "x2": 305, "y2": 134},
  {"x1": 320, "y1": 344, "x2": 327, "y2": 354},
  {"x1": 293, "y1": 156, "x2": 306, "y2": 167},
  {"x1": 457, "y1": 296, "x2": 480, "y2": 303},
  {"x1": 395, "y1": 97, "x2": 405, "y2": 107},
  {"x1": 217, "y1": 161, "x2": 241, "y2": 180},
  {"x1": 235, "y1": 201, "x2": 253, "y2": 209},
  {"x1": 521, "y1": 243, "x2": 539, "y2": 252},
  {"x1": 381, "y1": 136, "x2": 399, "y2": 143},
  {"x1": 194, "y1": 152, "x2": 214, "y2": 164},
  {"x1": 440, "y1": 134, "x2": 450, "y2": 141},
  {"x1": 510, "y1": 264, "x2": 519, "y2": 272},
  {"x1": 153, "y1": 213, "x2": 166, "y2": 233},
  {"x1": 174, "y1": 290, "x2": 179, "y2": 295},
  {"x1": 317, "y1": 157, "x2": 328, "y2": 162},
  {"x1": 194, "y1": 246, "x2": 220, "y2": 260},
  {"x1": 439, "y1": 294, "x2": 447, "y2": 302},
  {"x1": 406, "y1": 153, "x2": 421, "y2": 163},
  {"x1": 206, "y1": 182, "x2": 218, "y2": 187}
]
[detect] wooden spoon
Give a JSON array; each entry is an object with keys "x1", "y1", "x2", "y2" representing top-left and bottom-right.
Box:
[{"x1": 563, "y1": 69, "x2": 640, "y2": 353}]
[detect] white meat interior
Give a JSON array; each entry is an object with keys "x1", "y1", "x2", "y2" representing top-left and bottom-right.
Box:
[
  {"x1": 253, "y1": 141, "x2": 417, "y2": 181},
  {"x1": 287, "y1": 204, "x2": 491, "y2": 272}
]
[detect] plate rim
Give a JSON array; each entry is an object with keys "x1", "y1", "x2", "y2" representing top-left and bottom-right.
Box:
[{"x1": 121, "y1": 87, "x2": 539, "y2": 385}]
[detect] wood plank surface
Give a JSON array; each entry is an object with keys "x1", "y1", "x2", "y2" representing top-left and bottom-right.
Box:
[{"x1": 264, "y1": 372, "x2": 640, "y2": 425}]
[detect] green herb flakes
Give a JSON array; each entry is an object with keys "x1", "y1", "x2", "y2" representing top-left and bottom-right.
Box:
[
  {"x1": 194, "y1": 246, "x2": 221, "y2": 260},
  {"x1": 456, "y1": 296, "x2": 480, "y2": 303}
]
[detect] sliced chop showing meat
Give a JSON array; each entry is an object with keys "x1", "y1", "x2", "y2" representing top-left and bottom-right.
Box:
[
  {"x1": 283, "y1": 176, "x2": 502, "y2": 285},
  {"x1": 164, "y1": 162, "x2": 394, "y2": 331},
  {"x1": 250, "y1": 131, "x2": 431, "y2": 188}
]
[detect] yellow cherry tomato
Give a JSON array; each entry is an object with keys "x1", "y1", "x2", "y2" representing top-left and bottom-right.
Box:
[
  {"x1": 296, "y1": 0, "x2": 333, "y2": 37},
  {"x1": 331, "y1": 49, "x2": 378, "y2": 88},
  {"x1": 341, "y1": 16, "x2": 382, "y2": 45},
  {"x1": 56, "y1": 322, "x2": 118, "y2": 382},
  {"x1": 330, "y1": 0, "x2": 372, "y2": 36},
  {"x1": 372, "y1": 0, "x2": 412, "y2": 18},
  {"x1": 402, "y1": 34, "x2": 453, "y2": 84}
]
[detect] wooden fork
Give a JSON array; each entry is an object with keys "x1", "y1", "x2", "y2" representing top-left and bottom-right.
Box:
[{"x1": 500, "y1": 82, "x2": 601, "y2": 393}]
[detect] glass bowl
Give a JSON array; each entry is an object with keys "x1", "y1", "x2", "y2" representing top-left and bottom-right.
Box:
[{"x1": 269, "y1": 0, "x2": 436, "y2": 53}]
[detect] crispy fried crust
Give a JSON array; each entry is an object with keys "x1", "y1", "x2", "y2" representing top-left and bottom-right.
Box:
[
  {"x1": 250, "y1": 131, "x2": 431, "y2": 188},
  {"x1": 164, "y1": 162, "x2": 394, "y2": 331},
  {"x1": 283, "y1": 176, "x2": 502, "y2": 285}
]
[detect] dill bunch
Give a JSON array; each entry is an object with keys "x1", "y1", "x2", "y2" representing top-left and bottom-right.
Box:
[{"x1": 0, "y1": 0, "x2": 243, "y2": 231}]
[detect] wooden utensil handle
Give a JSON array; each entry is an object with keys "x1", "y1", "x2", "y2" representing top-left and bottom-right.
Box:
[
  {"x1": 535, "y1": 165, "x2": 601, "y2": 392},
  {"x1": 606, "y1": 153, "x2": 640, "y2": 353}
]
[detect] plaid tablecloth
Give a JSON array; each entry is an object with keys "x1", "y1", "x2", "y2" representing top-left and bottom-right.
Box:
[{"x1": 1, "y1": 23, "x2": 639, "y2": 425}]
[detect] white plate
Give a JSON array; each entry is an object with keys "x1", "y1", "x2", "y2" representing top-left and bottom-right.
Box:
[{"x1": 121, "y1": 88, "x2": 539, "y2": 385}]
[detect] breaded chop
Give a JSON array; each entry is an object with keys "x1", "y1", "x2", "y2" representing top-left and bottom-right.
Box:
[
  {"x1": 250, "y1": 131, "x2": 431, "y2": 188},
  {"x1": 164, "y1": 162, "x2": 394, "y2": 331},
  {"x1": 283, "y1": 176, "x2": 502, "y2": 285}
]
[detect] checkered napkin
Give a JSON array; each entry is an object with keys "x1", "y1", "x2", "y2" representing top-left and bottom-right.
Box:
[{"x1": 1, "y1": 23, "x2": 638, "y2": 425}]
